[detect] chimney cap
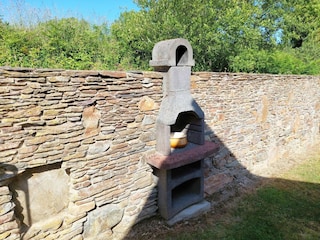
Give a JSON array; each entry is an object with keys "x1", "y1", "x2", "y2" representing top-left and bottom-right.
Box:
[{"x1": 150, "y1": 38, "x2": 195, "y2": 68}]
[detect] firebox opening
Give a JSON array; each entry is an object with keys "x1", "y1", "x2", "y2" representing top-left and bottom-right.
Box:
[
  {"x1": 170, "y1": 111, "x2": 198, "y2": 132},
  {"x1": 176, "y1": 45, "x2": 188, "y2": 66},
  {"x1": 170, "y1": 111, "x2": 204, "y2": 147}
]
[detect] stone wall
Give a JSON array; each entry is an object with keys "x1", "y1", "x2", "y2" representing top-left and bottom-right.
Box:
[
  {"x1": 0, "y1": 67, "x2": 162, "y2": 240},
  {"x1": 192, "y1": 72, "x2": 320, "y2": 196},
  {"x1": 0, "y1": 67, "x2": 319, "y2": 239}
]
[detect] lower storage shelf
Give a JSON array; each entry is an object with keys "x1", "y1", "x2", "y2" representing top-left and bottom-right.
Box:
[
  {"x1": 154, "y1": 159, "x2": 204, "y2": 219},
  {"x1": 172, "y1": 178, "x2": 202, "y2": 212}
]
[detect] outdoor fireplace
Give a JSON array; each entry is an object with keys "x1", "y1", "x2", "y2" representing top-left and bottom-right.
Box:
[{"x1": 147, "y1": 39, "x2": 219, "y2": 221}]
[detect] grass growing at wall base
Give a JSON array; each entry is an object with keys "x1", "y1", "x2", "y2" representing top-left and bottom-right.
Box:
[{"x1": 169, "y1": 155, "x2": 320, "y2": 240}]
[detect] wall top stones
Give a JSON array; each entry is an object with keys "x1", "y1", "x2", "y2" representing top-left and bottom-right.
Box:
[{"x1": 0, "y1": 66, "x2": 164, "y2": 78}]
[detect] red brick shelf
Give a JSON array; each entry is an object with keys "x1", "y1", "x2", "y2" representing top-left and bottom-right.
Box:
[{"x1": 147, "y1": 141, "x2": 219, "y2": 170}]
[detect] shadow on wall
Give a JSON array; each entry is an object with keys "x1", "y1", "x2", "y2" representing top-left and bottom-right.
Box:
[
  {"x1": 122, "y1": 121, "x2": 320, "y2": 239},
  {"x1": 121, "y1": 121, "x2": 260, "y2": 239}
]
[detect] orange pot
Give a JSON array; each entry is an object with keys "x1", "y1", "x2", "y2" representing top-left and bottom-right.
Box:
[{"x1": 170, "y1": 132, "x2": 187, "y2": 148}]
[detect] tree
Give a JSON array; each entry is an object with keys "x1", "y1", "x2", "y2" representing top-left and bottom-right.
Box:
[
  {"x1": 1, "y1": 0, "x2": 319, "y2": 74},
  {"x1": 259, "y1": 0, "x2": 320, "y2": 48},
  {"x1": 112, "y1": 0, "x2": 285, "y2": 71},
  {"x1": 110, "y1": 0, "x2": 320, "y2": 74}
]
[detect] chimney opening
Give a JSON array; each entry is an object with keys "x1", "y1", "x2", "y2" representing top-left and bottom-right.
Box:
[{"x1": 176, "y1": 45, "x2": 188, "y2": 66}]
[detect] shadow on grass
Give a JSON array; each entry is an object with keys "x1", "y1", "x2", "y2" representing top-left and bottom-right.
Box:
[{"x1": 125, "y1": 152, "x2": 320, "y2": 240}]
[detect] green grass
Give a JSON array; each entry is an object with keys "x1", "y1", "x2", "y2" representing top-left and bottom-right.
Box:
[{"x1": 171, "y1": 155, "x2": 320, "y2": 240}]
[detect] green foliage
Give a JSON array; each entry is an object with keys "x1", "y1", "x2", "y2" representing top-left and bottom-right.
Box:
[
  {"x1": 230, "y1": 45, "x2": 320, "y2": 75},
  {"x1": 0, "y1": 17, "x2": 120, "y2": 70},
  {"x1": 0, "y1": 0, "x2": 319, "y2": 74},
  {"x1": 115, "y1": 0, "x2": 276, "y2": 72},
  {"x1": 229, "y1": 49, "x2": 273, "y2": 73},
  {"x1": 111, "y1": 10, "x2": 153, "y2": 70},
  {"x1": 280, "y1": 0, "x2": 320, "y2": 48},
  {"x1": 115, "y1": 0, "x2": 320, "y2": 74}
]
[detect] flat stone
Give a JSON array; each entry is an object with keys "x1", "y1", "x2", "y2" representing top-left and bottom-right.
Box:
[
  {"x1": 138, "y1": 96, "x2": 157, "y2": 111},
  {"x1": 142, "y1": 115, "x2": 156, "y2": 125},
  {"x1": 41, "y1": 216, "x2": 63, "y2": 231},
  {"x1": 87, "y1": 141, "x2": 111, "y2": 155},
  {"x1": 82, "y1": 106, "x2": 101, "y2": 134},
  {"x1": 0, "y1": 231, "x2": 11, "y2": 239},
  {"x1": 47, "y1": 76, "x2": 69, "y2": 83},
  {"x1": 204, "y1": 173, "x2": 233, "y2": 195},
  {"x1": 35, "y1": 122, "x2": 74, "y2": 136},
  {"x1": 83, "y1": 204, "x2": 124, "y2": 238},
  {"x1": 0, "y1": 186, "x2": 10, "y2": 195},
  {"x1": 25, "y1": 136, "x2": 53, "y2": 146},
  {"x1": 99, "y1": 71, "x2": 127, "y2": 78},
  {"x1": 166, "y1": 200, "x2": 211, "y2": 226},
  {"x1": 143, "y1": 71, "x2": 163, "y2": 79},
  {"x1": 0, "y1": 141, "x2": 22, "y2": 151},
  {"x1": 8, "y1": 106, "x2": 42, "y2": 118},
  {"x1": 0, "y1": 201, "x2": 15, "y2": 215}
]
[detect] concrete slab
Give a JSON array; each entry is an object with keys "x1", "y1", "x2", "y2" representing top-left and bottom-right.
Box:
[{"x1": 166, "y1": 200, "x2": 211, "y2": 226}]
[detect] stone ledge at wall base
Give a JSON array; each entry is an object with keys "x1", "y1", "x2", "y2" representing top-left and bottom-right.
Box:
[{"x1": 166, "y1": 200, "x2": 211, "y2": 226}]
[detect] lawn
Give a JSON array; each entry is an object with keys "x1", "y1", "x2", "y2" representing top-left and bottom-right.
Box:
[
  {"x1": 170, "y1": 154, "x2": 320, "y2": 240},
  {"x1": 129, "y1": 154, "x2": 320, "y2": 239}
]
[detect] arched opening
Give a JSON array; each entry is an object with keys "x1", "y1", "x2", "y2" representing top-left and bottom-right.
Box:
[
  {"x1": 176, "y1": 45, "x2": 188, "y2": 66},
  {"x1": 170, "y1": 111, "x2": 203, "y2": 146}
]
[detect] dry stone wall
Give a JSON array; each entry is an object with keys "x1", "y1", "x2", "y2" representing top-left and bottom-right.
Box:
[
  {"x1": 0, "y1": 67, "x2": 162, "y2": 240},
  {"x1": 191, "y1": 72, "x2": 320, "y2": 195},
  {"x1": 0, "y1": 67, "x2": 319, "y2": 239}
]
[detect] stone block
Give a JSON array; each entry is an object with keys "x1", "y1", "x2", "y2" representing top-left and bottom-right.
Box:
[
  {"x1": 87, "y1": 141, "x2": 111, "y2": 155},
  {"x1": 74, "y1": 201, "x2": 96, "y2": 213},
  {"x1": 204, "y1": 173, "x2": 233, "y2": 195},
  {"x1": 82, "y1": 106, "x2": 101, "y2": 134},
  {"x1": 83, "y1": 204, "x2": 124, "y2": 238},
  {"x1": 10, "y1": 165, "x2": 69, "y2": 227},
  {"x1": 24, "y1": 135, "x2": 51, "y2": 146},
  {"x1": 0, "y1": 202, "x2": 14, "y2": 216},
  {"x1": 99, "y1": 71, "x2": 127, "y2": 78},
  {"x1": 47, "y1": 76, "x2": 69, "y2": 83},
  {"x1": 0, "y1": 220, "x2": 18, "y2": 233},
  {"x1": 40, "y1": 216, "x2": 64, "y2": 231},
  {"x1": 0, "y1": 187, "x2": 10, "y2": 196},
  {"x1": 0, "y1": 149, "x2": 17, "y2": 158},
  {"x1": 35, "y1": 122, "x2": 74, "y2": 137},
  {"x1": 0, "y1": 141, "x2": 21, "y2": 151},
  {"x1": 138, "y1": 96, "x2": 157, "y2": 111},
  {"x1": 0, "y1": 195, "x2": 11, "y2": 205},
  {"x1": 8, "y1": 106, "x2": 42, "y2": 118},
  {"x1": 166, "y1": 200, "x2": 211, "y2": 226},
  {"x1": 0, "y1": 231, "x2": 11, "y2": 239}
]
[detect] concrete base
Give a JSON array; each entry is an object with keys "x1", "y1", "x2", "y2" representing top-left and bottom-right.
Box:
[{"x1": 166, "y1": 200, "x2": 211, "y2": 226}]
